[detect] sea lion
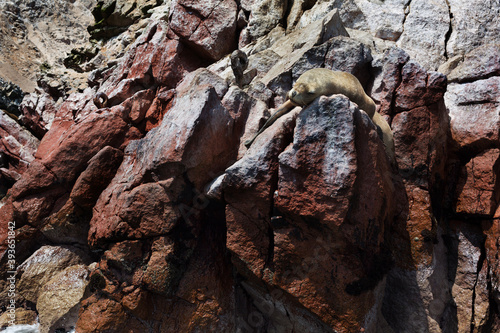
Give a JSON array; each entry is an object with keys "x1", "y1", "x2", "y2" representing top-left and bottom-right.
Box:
[{"x1": 244, "y1": 68, "x2": 394, "y2": 162}]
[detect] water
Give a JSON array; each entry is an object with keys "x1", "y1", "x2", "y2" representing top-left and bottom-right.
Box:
[
  {"x1": 1, "y1": 324, "x2": 39, "y2": 333},
  {"x1": 0, "y1": 326, "x2": 75, "y2": 333}
]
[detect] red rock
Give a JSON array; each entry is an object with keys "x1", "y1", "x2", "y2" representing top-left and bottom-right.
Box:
[
  {"x1": 41, "y1": 199, "x2": 90, "y2": 244},
  {"x1": 455, "y1": 149, "x2": 500, "y2": 216},
  {"x1": 70, "y1": 145, "x2": 124, "y2": 209},
  {"x1": 276, "y1": 96, "x2": 359, "y2": 225},
  {"x1": 101, "y1": 21, "x2": 200, "y2": 105},
  {"x1": 5, "y1": 108, "x2": 135, "y2": 229},
  {"x1": 122, "y1": 89, "x2": 155, "y2": 124},
  {"x1": 88, "y1": 69, "x2": 242, "y2": 247},
  {"x1": 121, "y1": 287, "x2": 151, "y2": 319},
  {"x1": 0, "y1": 110, "x2": 39, "y2": 187},
  {"x1": 42, "y1": 110, "x2": 131, "y2": 185},
  {"x1": 403, "y1": 185, "x2": 434, "y2": 266},
  {"x1": 371, "y1": 47, "x2": 410, "y2": 116},
  {"x1": 76, "y1": 296, "x2": 128, "y2": 332},
  {"x1": 224, "y1": 94, "x2": 397, "y2": 331},
  {"x1": 394, "y1": 60, "x2": 447, "y2": 111},
  {"x1": 271, "y1": 95, "x2": 395, "y2": 330},
  {"x1": 144, "y1": 88, "x2": 175, "y2": 131},
  {"x1": 484, "y1": 219, "x2": 500, "y2": 307},
  {"x1": 169, "y1": 0, "x2": 238, "y2": 60},
  {"x1": 150, "y1": 33, "x2": 200, "y2": 87},
  {"x1": 392, "y1": 102, "x2": 448, "y2": 188},
  {"x1": 224, "y1": 108, "x2": 297, "y2": 278}
]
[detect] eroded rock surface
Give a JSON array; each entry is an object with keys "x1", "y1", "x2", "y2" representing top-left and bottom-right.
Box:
[{"x1": 1, "y1": 0, "x2": 500, "y2": 332}]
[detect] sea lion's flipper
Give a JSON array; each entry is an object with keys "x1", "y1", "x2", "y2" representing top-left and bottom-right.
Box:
[{"x1": 244, "y1": 100, "x2": 296, "y2": 148}]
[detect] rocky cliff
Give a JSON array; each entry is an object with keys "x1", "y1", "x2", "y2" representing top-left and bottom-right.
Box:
[{"x1": 1, "y1": 0, "x2": 500, "y2": 332}]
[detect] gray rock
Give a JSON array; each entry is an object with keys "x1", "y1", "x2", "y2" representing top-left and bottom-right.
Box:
[
  {"x1": 259, "y1": 8, "x2": 348, "y2": 86},
  {"x1": 445, "y1": 77, "x2": 500, "y2": 149},
  {"x1": 239, "y1": 0, "x2": 288, "y2": 46},
  {"x1": 446, "y1": 0, "x2": 500, "y2": 58},
  {"x1": 339, "y1": 0, "x2": 410, "y2": 41},
  {"x1": 396, "y1": 0, "x2": 450, "y2": 70},
  {"x1": 448, "y1": 44, "x2": 500, "y2": 83},
  {"x1": 292, "y1": 36, "x2": 373, "y2": 87}
]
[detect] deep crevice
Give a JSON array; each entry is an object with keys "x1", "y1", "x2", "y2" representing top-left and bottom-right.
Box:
[
  {"x1": 443, "y1": 0, "x2": 453, "y2": 59},
  {"x1": 470, "y1": 238, "x2": 487, "y2": 331},
  {"x1": 396, "y1": 0, "x2": 412, "y2": 43}
]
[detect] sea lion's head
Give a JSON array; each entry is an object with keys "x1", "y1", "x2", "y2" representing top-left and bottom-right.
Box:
[{"x1": 287, "y1": 82, "x2": 318, "y2": 106}]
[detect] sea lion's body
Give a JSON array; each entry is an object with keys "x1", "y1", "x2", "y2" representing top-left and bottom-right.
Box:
[
  {"x1": 244, "y1": 68, "x2": 394, "y2": 162},
  {"x1": 288, "y1": 69, "x2": 376, "y2": 118}
]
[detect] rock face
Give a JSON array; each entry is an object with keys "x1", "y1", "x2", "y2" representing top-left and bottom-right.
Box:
[
  {"x1": 0, "y1": 0, "x2": 96, "y2": 91},
  {"x1": 1, "y1": 0, "x2": 500, "y2": 332}
]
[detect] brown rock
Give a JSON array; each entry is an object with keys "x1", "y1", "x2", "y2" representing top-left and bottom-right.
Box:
[
  {"x1": 0, "y1": 110, "x2": 40, "y2": 181},
  {"x1": 70, "y1": 145, "x2": 124, "y2": 209},
  {"x1": 0, "y1": 308, "x2": 37, "y2": 327},
  {"x1": 455, "y1": 149, "x2": 500, "y2": 216},
  {"x1": 394, "y1": 60, "x2": 447, "y2": 111},
  {"x1": 37, "y1": 265, "x2": 89, "y2": 333},
  {"x1": 104, "y1": 240, "x2": 144, "y2": 279},
  {"x1": 169, "y1": 0, "x2": 238, "y2": 60},
  {"x1": 17, "y1": 246, "x2": 89, "y2": 303},
  {"x1": 76, "y1": 296, "x2": 128, "y2": 332},
  {"x1": 41, "y1": 199, "x2": 91, "y2": 245},
  {"x1": 142, "y1": 237, "x2": 180, "y2": 296}
]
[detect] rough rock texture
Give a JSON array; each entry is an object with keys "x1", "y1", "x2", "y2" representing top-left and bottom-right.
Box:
[
  {"x1": 395, "y1": 0, "x2": 450, "y2": 70},
  {"x1": 169, "y1": 0, "x2": 238, "y2": 60},
  {"x1": 16, "y1": 246, "x2": 89, "y2": 304},
  {"x1": 446, "y1": 0, "x2": 500, "y2": 59},
  {"x1": 0, "y1": 308, "x2": 37, "y2": 327},
  {"x1": 2, "y1": 0, "x2": 500, "y2": 332},
  {"x1": 0, "y1": 110, "x2": 40, "y2": 199},
  {"x1": 37, "y1": 264, "x2": 89, "y2": 333},
  {"x1": 0, "y1": 0, "x2": 96, "y2": 91}
]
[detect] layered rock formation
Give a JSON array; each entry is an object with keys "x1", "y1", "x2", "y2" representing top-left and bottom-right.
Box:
[{"x1": 1, "y1": 0, "x2": 500, "y2": 332}]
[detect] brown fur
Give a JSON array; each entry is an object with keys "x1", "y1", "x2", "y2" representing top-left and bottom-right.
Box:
[{"x1": 245, "y1": 68, "x2": 394, "y2": 162}]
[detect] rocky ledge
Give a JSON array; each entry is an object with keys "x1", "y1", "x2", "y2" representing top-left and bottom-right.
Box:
[{"x1": 1, "y1": 0, "x2": 500, "y2": 332}]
